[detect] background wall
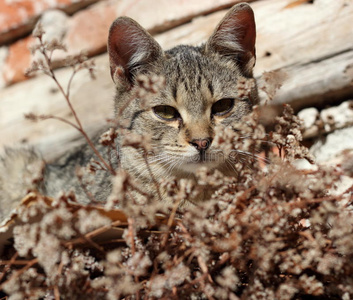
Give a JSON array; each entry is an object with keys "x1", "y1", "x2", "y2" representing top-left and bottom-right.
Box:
[{"x1": 0, "y1": 0, "x2": 352, "y2": 165}]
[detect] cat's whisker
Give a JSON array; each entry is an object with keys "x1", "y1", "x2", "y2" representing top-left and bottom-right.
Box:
[
  {"x1": 238, "y1": 135, "x2": 275, "y2": 146},
  {"x1": 149, "y1": 153, "x2": 179, "y2": 179},
  {"x1": 166, "y1": 158, "x2": 181, "y2": 174},
  {"x1": 236, "y1": 150, "x2": 270, "y2": 164},
  {"x1": 225, "y1": 158, "x2": 238, "y2": 174}
]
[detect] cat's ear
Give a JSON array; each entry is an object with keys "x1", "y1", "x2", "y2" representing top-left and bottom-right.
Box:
[
  {"x1": 206, "y1": 3, "x2": 256, "y2": 77},
  {"x1": 108, "y1": 17, "x2": 163, "y2": 88}
]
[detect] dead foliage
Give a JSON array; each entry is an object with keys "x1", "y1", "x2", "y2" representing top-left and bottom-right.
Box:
[{"x1": 0, "y1": 22, "x2": 353, "y2": 300}]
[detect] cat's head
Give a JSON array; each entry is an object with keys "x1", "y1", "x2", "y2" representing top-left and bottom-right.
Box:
[{"x1": 108, "y1": 3, "x2": 257, "y2": 177}]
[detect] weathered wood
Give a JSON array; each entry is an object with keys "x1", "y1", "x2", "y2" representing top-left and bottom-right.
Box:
[
  {"x1": 156, "y1": 0, "x2": 353, "y2": 109},
  {"x1": 254, "y1": 0, "x2": 353, "y2": 110},
  {"x1": 0, "y1": 0, "x2": 352, "y2": 161},
  {"x1": 0, "y1": 54, "x2": 114, "y2": 161},
  {"x1": 269, "y1": 51, "x2": 353, "y2": 110}
]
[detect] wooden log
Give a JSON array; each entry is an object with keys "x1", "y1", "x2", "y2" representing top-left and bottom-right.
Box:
[
  {"x1": 269, "y1": 51, "x2": 353, "y2": 111},
  {"x1": 0, "y1": 54, "x2": 114, "y2": 162},
  {"x1": 0, "y1": 0, "x2": 352, "y2": 161}
]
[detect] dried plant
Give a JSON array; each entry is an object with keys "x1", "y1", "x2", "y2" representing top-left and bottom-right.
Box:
[
  {"x1": 1, "y1": 22, "x2": 353, "y2": 300},
  {"x1": 25, "y1": 22, "x2": 113, "y2": 176}
]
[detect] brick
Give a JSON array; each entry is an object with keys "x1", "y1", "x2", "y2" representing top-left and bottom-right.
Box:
[
  {"x1": 61, "y1": 1, "x2": 117, "y2": 58},
  {"x1": 0, "y1": 47, "x2": 9, "y2": 88},
  {"x1": 2, "y1": 36, "x2": 33, "y2": 86},
  {"x1": 0, "y1": 0, "x2": 100, "y2": 45},
  {"x1": 0, "y1": 9, "x2": 70, "y2": 87}
]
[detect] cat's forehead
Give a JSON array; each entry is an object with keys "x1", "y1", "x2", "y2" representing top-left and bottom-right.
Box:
[
  {"x1": 160, "y1": 45, "x2": 239, "y2": 114},
  {"x1": 164, "y1": 45, "x2": 211, "y2": 77}
]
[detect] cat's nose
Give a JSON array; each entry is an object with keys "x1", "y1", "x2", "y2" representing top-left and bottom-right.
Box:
[{"x1": 190, "y1": 138, "x2": 213, "y2": 151}]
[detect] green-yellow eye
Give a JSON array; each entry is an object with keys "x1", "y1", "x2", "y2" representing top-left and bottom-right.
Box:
[
  {"x1": 153, "y1": 105, "x2": 180, "y2": 121},
  {"x1": 211, "y1": 98, "x2": 235, "y2": 116}
]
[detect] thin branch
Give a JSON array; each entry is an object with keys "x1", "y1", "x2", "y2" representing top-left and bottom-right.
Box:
[
  {"x1": 142, "y1": 150, "x2": 162, "y2": 202},
  {"x1": 0, "y1": 258, "x2": 38, "y2": 290},
  {"x1": 37, "y1": 36, "x2": 115, "y2": 176},
  {"x1": 66, "y1": 67, "x2": 78, "y2": 99},
  {"x1": 0, "y1": 252, "x2": 18, "y2": 283}
]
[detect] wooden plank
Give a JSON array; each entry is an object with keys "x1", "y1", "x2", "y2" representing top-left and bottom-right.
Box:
[
  {"x1": 269, "y1": 51, "x2": 353, "y2": 110},
  {"x1": 155, "y1": 0, "x2": 353, "y2": 77},
  {"x1": 157, "y1": 0, "x2": 353, "y2": 109},
  {"x1": 0, "y1": 54, "x2": 115, "y2": 161},
  {"x1": 254, "y1": 0, "x2": 353, "y2": 74},
  {"x1": 0, "y1": 0, "x2": 352, "y2": 161}
]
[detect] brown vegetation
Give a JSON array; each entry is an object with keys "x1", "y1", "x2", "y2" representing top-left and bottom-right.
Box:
[{"x1": 1, "y1": 22, "x2": 353, "y2": 300}]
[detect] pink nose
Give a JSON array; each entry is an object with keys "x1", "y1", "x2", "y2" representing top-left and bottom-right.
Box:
[{"x1": 190, "y1": 138, "x2": 212, "y2": 151}]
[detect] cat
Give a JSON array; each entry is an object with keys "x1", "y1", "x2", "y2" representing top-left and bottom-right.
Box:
[{"x1": 0, "y1": 2, "x2": 257, "y2": 219}]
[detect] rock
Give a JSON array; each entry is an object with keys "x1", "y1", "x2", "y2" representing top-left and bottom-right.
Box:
[
  {"x1": 320, "y1": 100, "x2": 353, "y2": 131},
  {"x1": 310, "y1": 126, "x2": 353, "y2": 163},
  {"x1": 292, "y1": 159, "x2": 318, "y2": 171},
  {"x1": 325, "y1": 151, "x2": 353, "y2": 206},
  {"x1": 298, "y1": 107, "x2": 320, "y2": 139},
  {"x1": 298, "y1": 107, "x2": 319, "y2": 129},
  {"x1": 341, "y1": 150, "x2": 353, "y2": 177},
  {"x1": 330, "y1": 174, "x2": 353, "y2": 208},
  {"x1": 300, "y1": 100, "x2": 353, "y2": 139}
]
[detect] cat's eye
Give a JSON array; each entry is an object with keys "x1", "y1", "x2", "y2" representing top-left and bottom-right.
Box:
[
  {"x1": 153, "y1": 105, "x2": 180, "y2": 121},
  {"x1": 211, "y1": 98, "x2": 235, "y2": 116}
]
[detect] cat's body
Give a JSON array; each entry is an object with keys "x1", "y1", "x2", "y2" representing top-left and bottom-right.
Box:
[{"x1": 0, "y1": 3, "x2": 257, "y2": 218}]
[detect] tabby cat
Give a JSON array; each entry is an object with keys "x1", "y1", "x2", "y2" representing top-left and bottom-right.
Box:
[
  {"x1": 110, "y1": 2, "x2": 257, "y2": 200},
  {"x1": 0, "y1": 3, "x2": 257, "y2": 218}
]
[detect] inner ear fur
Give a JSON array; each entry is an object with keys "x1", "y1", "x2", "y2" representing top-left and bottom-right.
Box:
[
  {"x1": 206, "y1": 3, "x2": 256, "y2": 77},
  {"x1": 108, "y1": 17, "x2": 164, "y2": 88}
]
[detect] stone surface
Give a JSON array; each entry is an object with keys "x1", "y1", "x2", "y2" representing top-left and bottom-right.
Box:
[
  {"x1": 310, "y1": 126, "x2": 353, "y2": 163},
  {"x1": 330, "y1": 175, "x2": 353, "y2": 197},
  {"x1": 299, "y1": 100, "x2": 353, "y2": 139},
  {"x1": 298, "y1": 107, "x2": 319, "y2": 130},
  {"x1": 292, "y1": 159, "x2": 318, "y2": 171},
  {"x1": 320, "y1": 100, "x2": 353, "y2": 130}
]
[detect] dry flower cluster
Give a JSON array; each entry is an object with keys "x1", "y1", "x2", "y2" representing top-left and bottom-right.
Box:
[{"x1": 1, "y1": 24, "x2": 353, "y2": 300}]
